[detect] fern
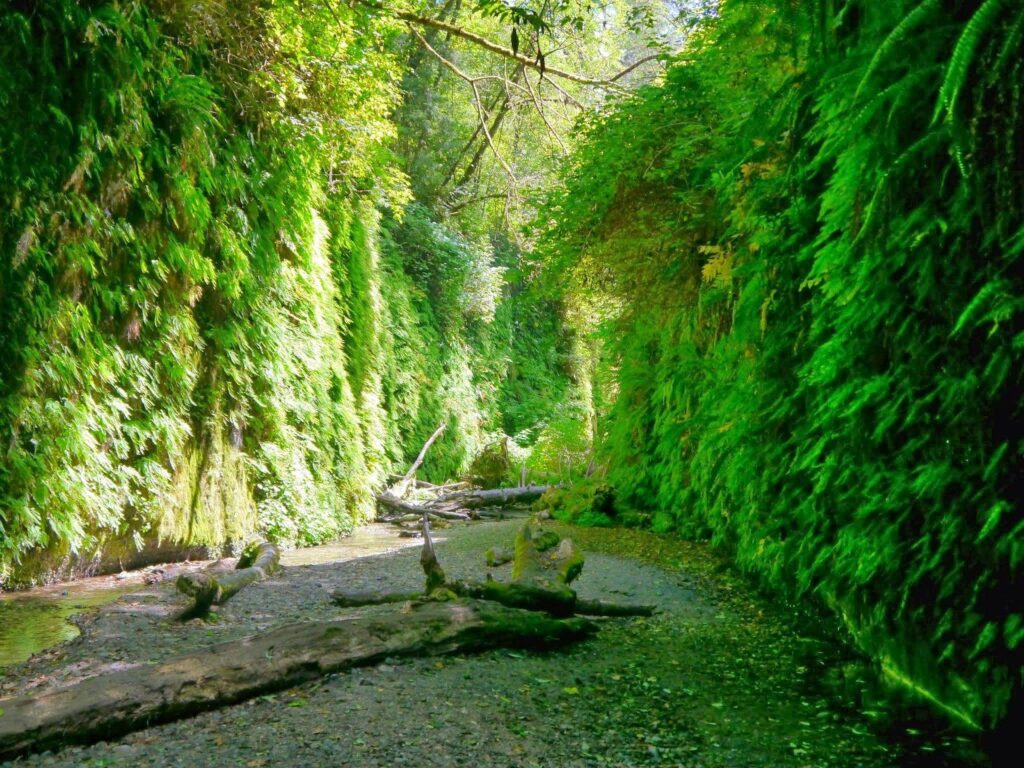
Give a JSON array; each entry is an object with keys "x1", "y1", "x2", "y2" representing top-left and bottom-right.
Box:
[
  {"x1": 992, "y1": 10, "x2": 1024, "y2": 72},
  {"x1": 854, "y1": 0, "x2": 941, "y2": 103},
  {"x1": 935, "y1": 0, "x2": 1006, "y2": 123},
  {"x1": 538, "y1": 0, "x2": 1024, "y2": 736}
]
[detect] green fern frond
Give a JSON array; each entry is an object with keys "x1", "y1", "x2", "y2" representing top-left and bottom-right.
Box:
[
  {"x1": 935, "y1": 0, "x2": 1005, "y2": 123},
  {"x1": 854, "y1": 0, "x2": 941, "y2": 103},
  {"x1": 992, "y1": 10, "x2": 1024, "y2": 72},
  {"x1": 851, "y1": 129, "x2": 944, "y2": 248},
  {"x1": 952, "y1": 281, "x2": 1005, "y2": 336}
]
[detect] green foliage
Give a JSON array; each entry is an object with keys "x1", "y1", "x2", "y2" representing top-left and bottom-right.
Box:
[
  {"x1": 541, "y1": 0, "x2": 1023, "y2": 734},
  {"x1": 0, "y1": 0, "x2": 405, "y2": 575},
  {"x1": 467, "y1": 439, "x2": 513, "y2": 488},
  {"x1": 535, "y1": 479, "x2": 617, "y2": 528},
  {"x1": 0, "y1": 0, "x2": 582, "y2": 583}
]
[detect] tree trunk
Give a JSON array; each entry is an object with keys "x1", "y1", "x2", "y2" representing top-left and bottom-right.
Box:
[
  {"x1": 176, "y1": 542, "x2": 280, "y2": 617},
  {"x1": 0, "y1": 600, "x2": 595, "y2": 762}
]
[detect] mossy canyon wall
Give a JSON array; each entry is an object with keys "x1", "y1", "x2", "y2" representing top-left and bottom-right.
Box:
[{"x1": 0, "y1": 1, "x2": 577, "y2": 586}]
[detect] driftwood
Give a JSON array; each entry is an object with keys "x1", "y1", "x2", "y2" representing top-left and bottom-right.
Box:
[
  {"x1": 377, "y1": 484, "x2": 552, "y2": 526},
  {"x1": 0, "y1": 599, "x2": 594, "y2": 761},
  {"x1": 332, "y1": 518, "x2": 654, "y2": 619},
  {"x1": 376, "y1": 425, "x2": 484, "y2": 524},
  {"x1": 176, "y1": 542, "x2": 280, "y2": 617},
  {"x1": 433, "y1": 485, "x2": 551, "y2": 509},
  {"x1": 377, "y1": 425, "x2": 552, "y2": 527},
  {"x1": 377, "y1": 494, "x2": 470, "y2": 521},
  {"x1": 389, "y1": 421, "x2": 447, "y2": 499}
]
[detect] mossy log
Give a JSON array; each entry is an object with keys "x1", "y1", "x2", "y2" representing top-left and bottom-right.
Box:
[
  {"x1": 0, "y1": 600, "x2": 595, "y2": 761},
  {"x1": 176, "y1": 541, "x2": 280, "y2": 617},
  {"x1": 330, "y1": 589, "x2": 423, "y2": 607},
  {"x1": 332, "y1": 518, "x2": 653, "y2": 619},
  {"x1": 451, "y1": 578, "x2": 577, "y2": 617},
  {"x1": 331, "y1": 579, "x2": 653, "y2": 618}
]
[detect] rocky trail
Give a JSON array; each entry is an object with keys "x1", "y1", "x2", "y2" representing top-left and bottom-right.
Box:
[{"x1": 0, "y1": 520, "x2": 985, "y2": 767}]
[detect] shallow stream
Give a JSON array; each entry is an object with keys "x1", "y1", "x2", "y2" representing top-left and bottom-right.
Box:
[{"x1": 0, "y1": 524, "x2": 418, "y2": 669}]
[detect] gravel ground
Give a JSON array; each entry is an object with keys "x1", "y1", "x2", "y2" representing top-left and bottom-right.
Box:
[{"x1": 1, "y1": 520, "x2": 986, "y2": 767}]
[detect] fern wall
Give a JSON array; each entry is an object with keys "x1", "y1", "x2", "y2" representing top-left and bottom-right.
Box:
[
  {"x1": 543, "y1": 0, "x2": 1022, "y2": 733},
  {"x1": 0, "y1": 1, "x2": 575, "y2": 586}
]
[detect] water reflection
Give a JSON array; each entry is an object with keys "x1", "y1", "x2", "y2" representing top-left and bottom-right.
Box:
[{"x1": 0, "y1": 578, "x2": 139, "y2": 668}]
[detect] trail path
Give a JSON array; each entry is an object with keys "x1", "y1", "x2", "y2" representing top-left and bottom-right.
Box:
[{"x1": 0, "y1": 521, "x2": 982, "y2": 767}]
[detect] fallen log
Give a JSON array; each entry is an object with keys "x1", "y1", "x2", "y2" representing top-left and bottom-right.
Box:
[
  {"x1": 475, "y1": 508, "x2": 532, "y2": 520},
  {"x1": 387, "y1": 476, "x2": 442, "y2": 490},
  {"x1": 377, "y1": 493, "x2": 470, "y2": 521},
  {"x1": 452, "y1": 578, "x2": 577, "y2": 617},
  {"x1": 432, "y1": 485, "x2": 551, "y2": 509},
  {"x1": 331, "y1": 579, "x2": 653, "y2": 619},
  {"x1": 332, "y1": 517, "x2": 654, "y2": 622},
  {"x1": 176, "y1": 542, "x2": 280, "y2": 618},
  {"x1": 0, "y1": 599, "x2": 595, "y2": 761},
  {"x1": 425, "y1": 508, "x2": 470, "y2": 521}
]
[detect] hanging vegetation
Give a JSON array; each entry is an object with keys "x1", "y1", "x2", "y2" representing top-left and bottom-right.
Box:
[{"x1": 541, "y1": 0, "x2": 1023, "y2": 734}]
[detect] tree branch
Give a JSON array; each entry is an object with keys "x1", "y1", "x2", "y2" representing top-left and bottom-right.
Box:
[
  {"x1": 523, "y1": 70, "x2": 568, "y2": 155},
  {"x1": 445, "y1": 192, "x2": 510, "y2": 213},
  {"x1": 608, "y1": 52, "x2": 666, "y2": 82},
  {"x1": 410, "y1": 28, "x2": 517, "y2": 184},
  {"x1": 356, "y1": 0, "x2": 631, "y2": 89}
]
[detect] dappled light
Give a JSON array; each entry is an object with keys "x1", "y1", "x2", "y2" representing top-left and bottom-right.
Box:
[{"x1": 0, "y1": 1, "x2": 1018, "y2": 766}]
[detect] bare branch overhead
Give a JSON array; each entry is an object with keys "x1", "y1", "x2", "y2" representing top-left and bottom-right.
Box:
[{"x1": 354, "y1": 0, "x2": 636, "y2": 89}]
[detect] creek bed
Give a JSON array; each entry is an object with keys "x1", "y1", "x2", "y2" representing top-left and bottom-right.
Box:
[
  {"x1": 0, "y1": 520, "x2": 988, "y2": 767},
  {"x1": 0, "y1": 524, "x2": 417, "y2": 670}
]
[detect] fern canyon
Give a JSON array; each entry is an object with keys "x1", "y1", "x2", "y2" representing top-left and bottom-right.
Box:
[{"x1": 0, "y1": 1, "x2": 1020, "y2": 766}]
